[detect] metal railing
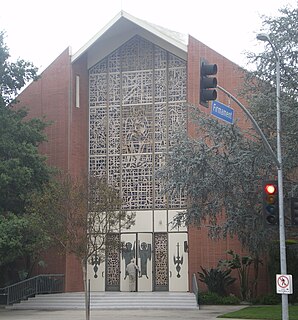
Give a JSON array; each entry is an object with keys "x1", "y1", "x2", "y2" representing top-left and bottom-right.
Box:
[
  {"x1": 0, "y1": 274, "x2": 64, "y2": 305},
  {"x1": 192, "y1": 273, "x2": 200, "y2": 308}
]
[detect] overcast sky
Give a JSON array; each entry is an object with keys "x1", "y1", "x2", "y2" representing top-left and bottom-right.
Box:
[{"x1": 0, "y1": 0, "x2": 297, "y2": 72}]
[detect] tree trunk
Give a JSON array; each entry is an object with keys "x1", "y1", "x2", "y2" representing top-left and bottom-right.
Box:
[
  {"x1": 81, "y1": 260, "x2": 89, "y2": 320},
  {"x1": 252, "y1": 257, "x2": 260, "y2": 298}
]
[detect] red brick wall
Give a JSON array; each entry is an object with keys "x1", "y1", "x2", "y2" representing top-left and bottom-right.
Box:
[
  {"x1": 187, "y1": 35, "x2": 270, "y2": 297},
  {"x1": 69, "y1": 53, "x2": 89, "y2": 178},
  {"x1": 64, "y1": 53, "x2": 89, "y2": 292},
  {"x1": 18, "y1": 48, "x2": 71, "y2": 171},
  {"x1": 17, "y1": 49, "x2": 89, "y2": 292},
  {"x1": 17, "y1": 48, "x2": 72, "y2": 287}
]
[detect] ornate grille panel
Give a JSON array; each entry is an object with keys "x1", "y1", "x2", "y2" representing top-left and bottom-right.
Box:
[
  {"x1": 154, "y1": 233, "x2": 168, "y2": 289},
  {"x1": 108, "y1": 105, "x2": 121, "y2": 154},
  {"x1": 122, "y1": 154, "x2": 153, "y2": 209},
  {"x1": 89, "y1": 106, "x2": 107, "y2": 155},
  {"x1": 89, "y1": 35, "x2": 187, "y2": 210},
  {"x1": 154, "y1": 154, "x2": 167, "y2": 208},
  {"x1": 105, "y1": 234, "x2": 120, "y2": 290}
]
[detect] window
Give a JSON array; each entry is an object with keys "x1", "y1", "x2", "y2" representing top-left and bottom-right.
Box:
[{"x1": 75, "y1": 75, "x2": 80, "y2": 108}]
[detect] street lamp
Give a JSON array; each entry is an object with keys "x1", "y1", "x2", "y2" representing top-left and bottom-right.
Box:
[{"x1": 257, "y1": 33, "x2": 288, "y2": 320}]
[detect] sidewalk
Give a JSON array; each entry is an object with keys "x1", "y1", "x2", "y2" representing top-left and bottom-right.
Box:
[{"x1": 0, "y1": 305, "x2": 245, "y2": 320}]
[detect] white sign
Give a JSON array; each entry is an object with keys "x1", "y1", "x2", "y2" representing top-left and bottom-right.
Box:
[{"x1": 276, "y1": 274, "x2": 293, "y2": 294}]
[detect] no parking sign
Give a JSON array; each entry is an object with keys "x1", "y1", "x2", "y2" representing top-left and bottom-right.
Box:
[{"x1": 276, "y1": 274, "x2": 293, "y2": 294}]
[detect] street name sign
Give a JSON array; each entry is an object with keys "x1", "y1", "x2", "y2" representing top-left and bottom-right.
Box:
[{"x1": 211, "y1": 101, "x2": 234, "y2": 124}]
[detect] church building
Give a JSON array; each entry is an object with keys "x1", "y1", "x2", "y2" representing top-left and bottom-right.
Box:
[{"x1": 18, "y1": 11, "x2": 269, "y2": 295}]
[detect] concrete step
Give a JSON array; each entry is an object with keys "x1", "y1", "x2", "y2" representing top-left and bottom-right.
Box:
[{"x1": 8, "y1": 292, "x2": 198, "y2": 310}]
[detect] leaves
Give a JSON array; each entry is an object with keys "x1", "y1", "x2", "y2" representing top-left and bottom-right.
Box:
[
  {"x1": 244, "y1": 6, "x2": 298, "y2": 174},
  {"x1": 0, "y1": 212, "x2": 51, "y2": 267},
  {"x1": 0, "y1": 29, "x2": 53, "y2": 285},
  {"x1": 159, "y1": 5, "x2": 298, "y2": 256},
  {"x1": 198, "y1": 266, "x2": 236, "y2": 296},
  {"x1": 0, "y1": 31, "x2": 38, "y2": 107},
  {"x1": 29, "y1": 174, "x2": 135, "y2": 265},
  {"x1": 158, "y1": 106, "x2": 273, "y2": 255}
]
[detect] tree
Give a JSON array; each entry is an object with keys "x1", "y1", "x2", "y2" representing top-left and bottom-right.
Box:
[
  {"x1": 244, "y1": 5, "x2": 298, "y2": 178},
  {"x1": 158, "y1": 5, "x2": 298, "y2": 256},
  {"x1": 29, "y1": 174, "x2": 135, "y2": 320},
  {"x1": 0, "y1": 31, "x2": 51, "y2": 215},
  {"x1": 0, "y1": 213, "x2": 51, "y2": 285},
  {"x1": 0, "y1": 30, "x2": 54, "y2": 285},
  {"x1": 0, "y1": 31, "x2": 38, "y2": 108},
  {"x1": 159, "y1": 106, "x2": 273, "y2": 255},
  {"x1": 158, "y1": 6, "x2": 298, "y2": 300}
]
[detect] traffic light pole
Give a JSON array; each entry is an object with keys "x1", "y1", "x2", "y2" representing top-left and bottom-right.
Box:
[
  {"x1": 275, "y1": 52, "x2": 289, "y2": 320},
  {"x1": 217, "y1": 80, "x2": 288, "y2": 320}
]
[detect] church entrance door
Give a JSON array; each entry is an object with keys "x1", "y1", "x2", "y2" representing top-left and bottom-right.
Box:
[{"x1": 120, "y1": 233, "x2": 152, "y2": 292}]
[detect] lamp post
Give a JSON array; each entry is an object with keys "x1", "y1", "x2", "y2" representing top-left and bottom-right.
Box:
[{"x1": 257, "y1": 33, "x2": 288, "y2": 320}]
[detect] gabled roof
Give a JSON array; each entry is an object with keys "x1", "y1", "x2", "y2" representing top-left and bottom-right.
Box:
[{"x1": 71, "y1": 11, "x2": 188, "y2": 66}]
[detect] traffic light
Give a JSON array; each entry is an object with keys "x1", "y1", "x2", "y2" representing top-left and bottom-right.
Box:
[
  {"x1": 291, "y1": 198, "x2": 298, "y2": 225},
  {"x1": 200, "y1": 59, "x2": 217, "y2": 107},
  {"x1": 263, "y1": 181, "x2": 279, "y2": 225}
]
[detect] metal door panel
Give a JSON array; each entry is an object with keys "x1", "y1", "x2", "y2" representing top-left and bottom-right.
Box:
[
  {"x1": 120, "y1": 233, "x2": 152, "y2": 291},
  {"x1": 169, "y1": 233, "x2": 188, "y2": 291},
  {"x1": 87, "y1": 256, "x2": 105, "y2": 291},
  {"x1": 137, "y1": 233, "x2": 152, "y2": 291}
]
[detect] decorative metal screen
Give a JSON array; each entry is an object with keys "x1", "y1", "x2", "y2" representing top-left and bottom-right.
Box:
[
  {"x1": 154, "y1": 233, "x2": 168, "y2": 290},
  {"x1": 89, "y1": 35, "x2": 187, "y2": 210},
  {"x1": 105, "y1": 233, "x2": 120, "y2": 291}
]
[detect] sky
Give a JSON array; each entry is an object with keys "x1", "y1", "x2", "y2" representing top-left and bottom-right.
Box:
[{"x1": 0, "y1": 0, "x2": 297, "y2": 72}]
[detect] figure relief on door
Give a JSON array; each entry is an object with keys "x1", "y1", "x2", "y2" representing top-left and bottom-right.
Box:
[
  {"x1": 122, "y1": 241, "x2": 136, "y2": 280},
  {"x1": 138, "y1": 241, "x2": 151, "y2": 279},
  {"x1": 121, "y1": 234, "x2": 153, "y2": 292}
]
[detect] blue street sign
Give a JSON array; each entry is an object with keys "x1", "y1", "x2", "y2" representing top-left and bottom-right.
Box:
[{"x1": 211, "y1": 101, "x2": 234, "y2": 124}]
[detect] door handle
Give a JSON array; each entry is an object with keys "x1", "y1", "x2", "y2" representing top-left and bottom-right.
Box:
[
  {"x1": 102, "y1": 271, "x2": 104, "y2": 278},
  {"x1": 169, "y1": 271, "x2": 172, "y2": 278}
]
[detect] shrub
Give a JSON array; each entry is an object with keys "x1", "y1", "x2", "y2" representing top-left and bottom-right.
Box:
[
  {"x1": 198, "y1": 266, "x2": 236, "y2": 296},
  {"x1": 221, "y1": 294, "x2": 241, "y2": 305},
  {"x1": 199, "y1": 292, "x2": 240, "y2": 305},
  {"x1": 200, "y1": 292, "x2": 222, "y2": 304},
  {"x1": 218, "y1": 250, "x2": 255, "y2": 301},
  {"x1": 252, "y1": 293, "x2": 281, "y2": 305}
]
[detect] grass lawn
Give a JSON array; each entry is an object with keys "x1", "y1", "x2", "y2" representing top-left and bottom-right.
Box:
[{"x1": 218, "y1": 305, "x2": 298, "y2": 320}]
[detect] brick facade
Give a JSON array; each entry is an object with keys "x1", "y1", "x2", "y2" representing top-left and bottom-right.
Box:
[{"x1": 187, "y1": 36, "x2": 270, "y2": 296}]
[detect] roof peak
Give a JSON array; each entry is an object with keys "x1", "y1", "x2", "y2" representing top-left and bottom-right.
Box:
[{"x1": 72, "y1": 10, "x2": 187, "y2": 63}]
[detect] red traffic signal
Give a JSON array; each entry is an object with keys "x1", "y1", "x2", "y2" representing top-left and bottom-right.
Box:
[
  {"x1": 265, "y1": 184, "x2": 277, "y2": 195},
  {"x1": 263, "y1": 181, "x2": 279, "y2": 225}
]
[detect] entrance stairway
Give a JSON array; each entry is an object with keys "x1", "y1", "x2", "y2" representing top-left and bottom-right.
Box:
[{"x1": 7, "y1": 292, "x2": 198, "y2": 310}]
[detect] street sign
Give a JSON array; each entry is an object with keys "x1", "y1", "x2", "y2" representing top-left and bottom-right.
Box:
[
  {"x1": 276, "y1": 274, "x2": 293, "y2": 294},
  {"x1": 211, "y1": 101, "x2": 234, "y2": 124}
]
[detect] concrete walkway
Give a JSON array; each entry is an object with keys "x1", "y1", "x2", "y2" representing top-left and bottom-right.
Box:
[{"x1": 0, "y1": 305, "x2": 245, "y2": 320}]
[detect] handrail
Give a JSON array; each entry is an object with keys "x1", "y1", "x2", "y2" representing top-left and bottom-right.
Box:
[
  {"x1": 0, "y1": 274, "x2": 64, "y2": 305},
  {"x1": 192, "y1": 273, "x2": 200, "y2": 308}
]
